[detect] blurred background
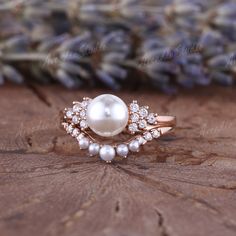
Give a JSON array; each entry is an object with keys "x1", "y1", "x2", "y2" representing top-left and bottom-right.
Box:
[
  {"x1": 0, "y1": 0, "x2": 235, "y2": 94},
  {"x1": 1, "y1": 2, "x2": 236, "y2": 236}
]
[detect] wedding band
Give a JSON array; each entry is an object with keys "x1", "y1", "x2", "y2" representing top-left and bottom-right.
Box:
[{"x1": 61, "y1": 94, "x2": 176, "y2": 163}]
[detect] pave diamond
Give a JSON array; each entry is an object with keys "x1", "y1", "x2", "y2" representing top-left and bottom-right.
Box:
[
  {"x1": 138, "y1": 119, "x2": 147, "y2": 129},
  {"x1": 131, "y1": 113, "x2": 139, "y2": 123},
  {"x1": 72, "y1": 128, "x2": 80, "y2": 137},
  {"x1": 81, "y1": 100, "x2": 89, "y2": 108},
  {"x1": 130, "y1": 102, "x2": 139, "y2": 113},
  {"x1": 151, "y1": 129, "x2": 160, "y2": 138},
  {"x1": 72, "y1": 115, "x2": 79, "y2": 124},
  {"x1": 139, "y1": 107, "x2": 148, "y2": 118},
  {"x1": 66, "y1": 124, "x2": 73, "y2": 134},
  {"x1": 128, "y1": 123, "x2": 138, "y2": 133},
  {"x1": 66, "y1": 109, "x2": 73, "y2": 118},
  {"x1": 73, "y1": 104, "x2": 81, "y2": 113},
  {"x1": 76, "y1": 133, "x2": 85, "y2": 141},
  {"x1": 80, "y1": 110, "x2": 86, "y2": 118},
  {"x1": 80, "y1": 120, "x2": 88, "y2": 129},
  {"x1": 147, "y1": 113, "x2": 157, "y2": 124},
  {"x1": 144, "y1": 132, "x2": 153, "y2": 141}
]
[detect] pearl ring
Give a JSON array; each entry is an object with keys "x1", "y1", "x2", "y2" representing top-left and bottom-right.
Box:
[{"x1": 62, "y1": 94, "x2": 176, "y2": 163}]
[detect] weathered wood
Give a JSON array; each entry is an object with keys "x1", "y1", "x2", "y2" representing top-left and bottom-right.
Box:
[{"x1": 0, "y1": 84, "x2": 236, "y2": 236}]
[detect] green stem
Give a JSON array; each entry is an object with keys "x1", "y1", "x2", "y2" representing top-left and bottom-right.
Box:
[
  {"x1": 118, "y1": 60, "x2": 139, "y2": 69},
  {"x1": 0, "y1": 1, "x2": 164, "y2": 14},
  {"x1": 1, "y1": 52, "x2": 92, "y2": 66},
  {"x1": 79, "y1": 3, "x2": 164, "y2": 14},
  {"x1": 2, "y1": 53, "x2": 47, "y2": 62},
  {"x1": 0, "y1": 0, "x2": 67, "y2": 12}
]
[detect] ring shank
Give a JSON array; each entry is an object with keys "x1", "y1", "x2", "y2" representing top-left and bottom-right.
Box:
[{"x1": 156, "y1": 115, "x2": 176, "y2": 128}]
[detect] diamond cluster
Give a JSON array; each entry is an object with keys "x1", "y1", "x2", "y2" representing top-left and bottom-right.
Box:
[
  {"x1": 64, "y1": 97, "x2": 90, "y2": 133},
  {"x1": 128, "y1": 100, "x2": 158, "y2": 134}
]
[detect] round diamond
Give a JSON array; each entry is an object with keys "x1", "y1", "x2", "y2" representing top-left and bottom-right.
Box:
[
  {"x1": 66, "y1": 124, "x2": 73, "y2": 134},
  {"x1": 138, "y1": 120, "x2": 147, "y2": 129},
  {"x1": 76, "y1": 133, "x2": 85, "y2": 141},
  {"x1": 147, "y1": 113, "x2": 157, "y2": 124},
  {"x1": 80, "y1": 120, "x2": 88, "y2": 129},
  {"x1": 81, "y1": 100, "x2": 88, "y2": 108},
  {"x1": 72, "y1": 128, "x2": 79, "y2": 137},
  {"x1": 66, "y1": 109, "x2": 73, "y2": 118},
  {"x1": 72, "y1": 115, "x2": 79, "y2": 124},
  {"x1": 80, "y1": 110, "x2": 86, "y2": 118},
  {"x1": 151, "y1": 129, "x2": 160, "y2": 138},
  {"x1": 144, "y1": 132, "x2": 153, "y2": 141},
  {"x1": 130, "y1": 102, "x2": 139, "y2": 113},
  {"x1": 73, "y1": 104, "x2": 81, "y2": 113},
  {"x1": 128, "y1": 123, "x2": 138, "y2": 133},
  {"x1": 139, "y1": 107, "x2": 148, "y2": 118},
  {"x1": 131, "y1": 113, "x2": 139, "y2": 123}
]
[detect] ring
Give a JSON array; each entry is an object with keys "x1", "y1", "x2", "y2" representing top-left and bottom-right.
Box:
[{"x1": 61, "y1": 94, "x2": 176, "y2": 163}]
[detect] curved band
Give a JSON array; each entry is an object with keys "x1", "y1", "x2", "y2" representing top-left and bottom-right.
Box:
[{"x1": 149, "y1": 115, "x2": 176, "y2": 134}]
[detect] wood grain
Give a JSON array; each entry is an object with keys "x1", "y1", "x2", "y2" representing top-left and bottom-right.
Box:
[{"x1": 0, "y1": 85, "x2": 236, "y2": 236}]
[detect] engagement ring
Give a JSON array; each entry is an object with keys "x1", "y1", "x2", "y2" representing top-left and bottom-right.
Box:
[{"x1": 62, "y1": 94, "x2": 176, "y2": 163}]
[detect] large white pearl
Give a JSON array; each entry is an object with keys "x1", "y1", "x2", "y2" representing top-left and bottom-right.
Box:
[{"x1": 86, "y1": 94, "x2": 129, "y2": 137}]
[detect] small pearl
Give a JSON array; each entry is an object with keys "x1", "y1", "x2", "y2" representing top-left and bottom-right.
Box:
[
  {"x1": 79, "y1": 137, "x2": 90, "y2": 149},
  {"x1": 86, "y1": 94, "x2": 129, "y2": 137},
  {"x1": 88, "y1": 143, "x2": 100, "y2": 156},
  {"x1": 99, "y1": 145, "x2": 115, "y2": 162},
  {"x1": 117, "y1": 144, "x2": 129, "y2": 158},
  {"x1": 129, "y1": 140, "x2": 140, "y2": 152}
]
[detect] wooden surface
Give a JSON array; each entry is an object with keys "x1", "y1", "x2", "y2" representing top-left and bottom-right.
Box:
[{"x1": 0, "y1": 85, "x2": 236, "y2": 236}]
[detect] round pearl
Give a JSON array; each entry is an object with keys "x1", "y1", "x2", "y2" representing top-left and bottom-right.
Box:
[
  {"x1": 88, "y1": 143, "x2": 100, "y2": 156},
  {"x1": 86, "y1": 94, "x2": 129, "y2": 137},
  {"x1": 79, "y1": 137, "x2": 90, "y2": 149},
  {"x1": 99, "y1": 145, "x2": 115, "y2": 162},
  {"x1": 129, "y1": 140, "x2": 140, "y2": 152},
  {"x1": 117, "y1": 144, "x2": 129, "y2": 158}
]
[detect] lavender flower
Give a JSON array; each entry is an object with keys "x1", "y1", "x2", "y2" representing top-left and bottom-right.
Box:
[{"x1": 0, "y1": 0, "x2": 235, "y2": 92}]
